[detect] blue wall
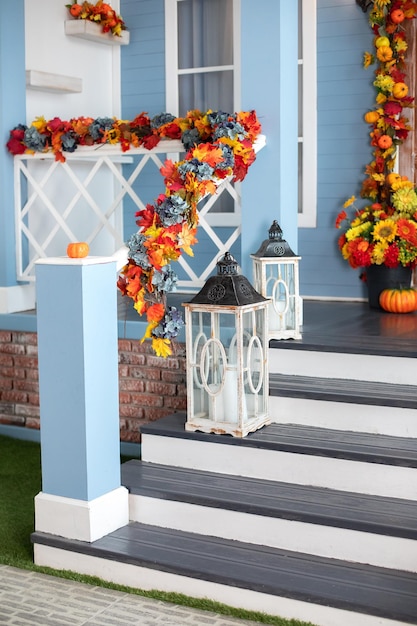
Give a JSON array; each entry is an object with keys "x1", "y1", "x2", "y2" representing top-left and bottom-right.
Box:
[{"x1": 298, "y1": 0, "x2": 374, "y2": 299}]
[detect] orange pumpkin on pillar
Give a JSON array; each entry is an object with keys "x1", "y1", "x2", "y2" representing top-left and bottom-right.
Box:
[{"x1": 67, "y1": 242, "x2": 90, "y2": 258}]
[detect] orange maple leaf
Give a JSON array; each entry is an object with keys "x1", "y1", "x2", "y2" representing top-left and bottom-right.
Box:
[
  {"x1": 190, "y1": 143, "x2": 224, "y2": 167},
  {"x1": 146, "y1": 303, "x2": 165, "y2": 323}
]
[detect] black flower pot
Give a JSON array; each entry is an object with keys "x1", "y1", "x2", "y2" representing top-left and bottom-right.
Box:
[{"x1": 366, "y1": 265, "x2": 412, "y2": 309}]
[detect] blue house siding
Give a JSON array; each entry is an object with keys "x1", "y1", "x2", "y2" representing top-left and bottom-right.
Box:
[{"x1": 299, "y1": 1, "x2": 374, "y2": 299}]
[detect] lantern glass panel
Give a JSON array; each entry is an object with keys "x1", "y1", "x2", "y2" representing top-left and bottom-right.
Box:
[
  {"x1": 188, "y1": 306, "x2": 267, "y2": 424},
  {"x1": 265, "y1": 263, "x2": 297, "y2": 331}
]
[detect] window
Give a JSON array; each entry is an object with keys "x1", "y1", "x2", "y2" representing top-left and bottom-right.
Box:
[
  {"x1": 298, "y1": 0, "x2": 317, "y2": 228},
  {"x1": 165, "y1": 0, "x2": 240, "y2": 115}
]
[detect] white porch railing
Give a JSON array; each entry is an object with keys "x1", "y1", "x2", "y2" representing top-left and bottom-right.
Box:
[{"x1": 14, "y1": 137, "x2": 265, "y2": 289}]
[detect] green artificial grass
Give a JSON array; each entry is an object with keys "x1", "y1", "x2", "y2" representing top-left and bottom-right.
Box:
[{"x1": 0, "y1": 434, "x2": 316, "y2": 626}]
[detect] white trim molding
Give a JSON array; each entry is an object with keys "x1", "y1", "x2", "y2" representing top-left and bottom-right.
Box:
[{"x1": 34, "y1": 487, "x2": 129, "y2": 543}]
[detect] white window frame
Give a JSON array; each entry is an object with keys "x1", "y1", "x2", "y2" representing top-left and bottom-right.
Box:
[
  {"x1": 165, "y1": 0, "x2": 241, "y2": 116},
  {"x1": 298, "y1": 0, "x2": 317, "y2": 228}
]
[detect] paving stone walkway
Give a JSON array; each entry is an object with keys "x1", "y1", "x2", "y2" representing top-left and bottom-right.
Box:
[{"x1": 0, "y1": 565, "x2": 262, "y2": 626}]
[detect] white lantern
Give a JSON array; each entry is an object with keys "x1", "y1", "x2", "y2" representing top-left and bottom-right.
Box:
[
  {"x1": 251, "y1": 221, "x2": 302, "y2": 340},
  {"x1": 183, "y1": 252, "x2": 270, "y2": 438}
]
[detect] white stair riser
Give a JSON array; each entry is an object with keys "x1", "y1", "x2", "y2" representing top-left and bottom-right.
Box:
[
  {"x1": 142, "y1": 434, "x2": 417, "y2": 500},
  {"x1": 269, "y1": 349, "x2": 416, "y2": 385},
  {"x1": 33, "y1": 543, "x2": 411, "y2": 626},
  {"x1": 269, "y1": 396, "x2": 417, "y2": 438},
  {"x1": 129, "y1": 494, "x2": 417, "y2": 573}
]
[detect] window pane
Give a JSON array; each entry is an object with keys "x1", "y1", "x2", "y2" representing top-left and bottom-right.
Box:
[
  {"x1": 178, "y1": 0, "x2": 234, "y2": 69},
  {"x1": 298, "y1": 0, "x2": 302, "y2": 59},
  {"x1": 298, "y1": 64, "x2": 303, "y2": 136},
  {"x1": 298, "y1": 142, "x2": 303, "y2": 214},
  {"x1": 179, "y1": 70, "x2": 233, "y2": 114}
]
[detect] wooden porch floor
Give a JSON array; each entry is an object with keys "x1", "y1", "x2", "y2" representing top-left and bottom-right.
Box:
[{"x1": 118, "y1": 295, "x2": 417, "y2": 359}]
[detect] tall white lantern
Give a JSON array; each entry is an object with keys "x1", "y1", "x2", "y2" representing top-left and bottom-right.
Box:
[
  {"x1": 251, "y1": 220, "x2": 302, "y2": 340},
  {"x1": 183, "y1": 252, "x2": 270, "y2": 438}
]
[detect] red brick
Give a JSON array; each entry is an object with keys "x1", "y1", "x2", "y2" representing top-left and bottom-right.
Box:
[
  {"x1": 1, "y1": 390, "x2": 28, "y2": 403},
  {"x1": 0, "y1": 355, "x2": 14, "y2": 367},
  {"x1": 26, "y1": 345, "x2": 38, "y2": 356},
  {"x1": 131, "y1": 341, "x2": 153, "y2": 354},
  {"x1": 118, "y1": 352, "x2": 146, "y2": 365},
  {"x1": 0, "y1": 331, "x2": 12, "y2": 342},
  {"x1": 177, "y1": 384, "x2": 187, "y2": 396},
  {"x1": 28, "y1": 393, "x2": 39, "y2": 406},
  {"x1": 0, "y1": 402, "x2": 14, "y2": 415},
  {"x1": 15, "y1": 404, "x2": 40, "y2": 418},
  {"x1": 161, "y1": 370, "x2": 186, "y2": 384},
  {"x1": 118, "y1": 339, "x2": 132, "y2": 351},
  {"x1": 0, "y1": 379, "x2": 13, "y2": 391},
  {"x1": 120, "y1": 429, "x2": 141, "y2": 443},
  {"x1": 118, "y1": 364, "x2": 129, "y2": 377},
  {"x1": 129, "y1": 393, "x2": 163, "y2": 407},
  {"x1": 119, "y1": 379, "x2": 145, "y2": 393},
  {"x1": 146, "y1": 356, "x2": 180, "y2": 369},
  {"x1": 0, "y1": 367, "x2": 25, "y2": 379},
  {"x1": 145, "y1": 381, "x2": 176, "y2": 396},
  {"x1": 129, "y1": 367, "x2": 161, "y2": 381},
  {"x1": 26, "y1": 369, "x2": 39, "y2": 381},
  {"x1": 25, "y1": 417, "x2": 40, "y2": 430},
  {"x1": 119, "y1": 392, "x2": 131, "y2": 404},
  {"x1": 15, "y1": 380, "x2": 39, "y2": 393},
  {"x1": 13, "y1": 332, "x2": 37, "y2": 345},
  {"x1": 119, "y1": 405, "x2": 144, "y2": 418},
  {"x1": 14, "y1": 355, "x2": 38, "y2": 369},
  {"x1": 165, "y1": 396, "x2": 187, "y2": 410},
  {"x1": 0, "y1": 415, "x2": 25, "y2": 426},
  {"x1": 143, "y1": 407, "x2": 173, "y2": 421},
  {"x1": 0, "y1": 343, "x2": 25, "y2": 355}
]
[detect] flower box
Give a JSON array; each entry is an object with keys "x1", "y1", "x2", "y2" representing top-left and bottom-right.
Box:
[{"x1": 64, "y1": 20, "x2": 130, "y2": 46}]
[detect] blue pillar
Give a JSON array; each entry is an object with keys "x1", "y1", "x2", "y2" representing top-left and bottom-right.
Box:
[
  {"x1": 0, "y1": 1, "x2": 34, "y2": 312},
  {"x1": 34, "y1": 257, "x2": 128, "y2": 543},
  {"x1": 240, "y1": 0, "x2": 299, "y2": 277}
]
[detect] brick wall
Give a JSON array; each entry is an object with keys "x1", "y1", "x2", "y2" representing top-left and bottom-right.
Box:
[{"x1": 0, "y1": 330, "x2": 187, "y2": 442}]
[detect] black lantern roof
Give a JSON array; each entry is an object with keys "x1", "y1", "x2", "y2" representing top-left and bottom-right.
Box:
[
  {"x1": 187, "y1": 252, "x2": 267, "y2": 306},
  {"x1": 252, "y1": 220, "x2": 296, "y2": 258}
]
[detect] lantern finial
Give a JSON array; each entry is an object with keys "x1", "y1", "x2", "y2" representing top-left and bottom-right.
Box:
[{"x1": 253, "y1": 221, "x2": 296, "y2": 258}]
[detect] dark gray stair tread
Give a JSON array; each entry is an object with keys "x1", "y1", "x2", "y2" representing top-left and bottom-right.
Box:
[
  {"x1": 121, "y1": 460, "x2": 417, "y2": 539},
  {"x1": 141, "y1": 413, "x2": 417, "y2": 468},
  {"x1": 270, "y1": 373, "x2": 417, "y2": 409},
  {"x1": 31, "y1": 524, "x2": 417, "y2": 624}
]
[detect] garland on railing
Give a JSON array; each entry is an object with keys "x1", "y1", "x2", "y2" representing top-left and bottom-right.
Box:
[
  {"x1": 6, "y1": 110, "x2": 262, "y2": 357},
  {"x1": 117, "y1": 110, "x2": 262, "y2": 357}
]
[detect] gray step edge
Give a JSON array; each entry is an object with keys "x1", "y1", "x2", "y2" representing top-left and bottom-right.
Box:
[
  {"x1": 141, "y1": 414, "x2": 417, "y2": 468},
  {"x1": 31, "y1": 524, "x2": 417, "y2": 624},
  {"x1": 121, "y1": 460, "x2": 417, "y2": 540},
  {"x1": 269, "y1": 373, "x2": 417, "y2": 409}
]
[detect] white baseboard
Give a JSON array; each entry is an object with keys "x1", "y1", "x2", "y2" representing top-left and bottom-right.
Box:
[{"x1": 35, "y1": 486, "x2": 129, "y2": 542}]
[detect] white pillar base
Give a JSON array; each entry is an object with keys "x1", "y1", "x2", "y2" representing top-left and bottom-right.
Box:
[
  {"x1": 0, "y1": 284, "x2": 36, "y2": 314},
  {"x1": 35, "y1": 486, "x2": 129, "y2": 543}
]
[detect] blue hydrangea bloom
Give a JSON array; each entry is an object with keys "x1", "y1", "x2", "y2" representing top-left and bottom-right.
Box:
[
  {"x1": 153, "y1": 306, "x2": 184, "y2": 339},
  {"x1": 152, "y1": 266, "x2": 178, "y2": 292},
  {"x1": 181, "y1": 128, "x2": 201, "y2": 151},
  {"x1": 24, "y1": 127, "x2": 46, "y2": 151},
  {"x1": 61, "y1": 131, "x2": 78, "y2": 153},
  {"x1": 151, "y1": 113, "x2": 176, "y2": 129},
  {"x1": 178, "y1": 158, "x2": 214, "y2": 181},
  {"x1": 155, "y1": 195, "x2": 189, "y2": 227},
  {"x1": 207, "y1": 111, "x2": 234, "y2": 126},
  {"x1": 127, "y1": 232, "x2": 151, "y2": 269},
  {"x1": 213, "y1": 121, "x2": 246, "y2": 142},
  {"x1": 215, "y1": 143, "x2": 235, "y2": 170},
  {"x1": 88, "y1": 117, "x2": 115, "y2": 141}
]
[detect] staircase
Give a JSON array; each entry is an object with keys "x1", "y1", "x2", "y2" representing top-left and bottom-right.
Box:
[{"x1": 32, "y1": 326, "x2": 417, "y2": 626}]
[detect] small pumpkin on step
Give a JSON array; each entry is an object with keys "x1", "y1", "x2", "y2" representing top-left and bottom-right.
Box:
[{"x1": 379, "y1": 287, "x2": 417, "y2": 313}]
